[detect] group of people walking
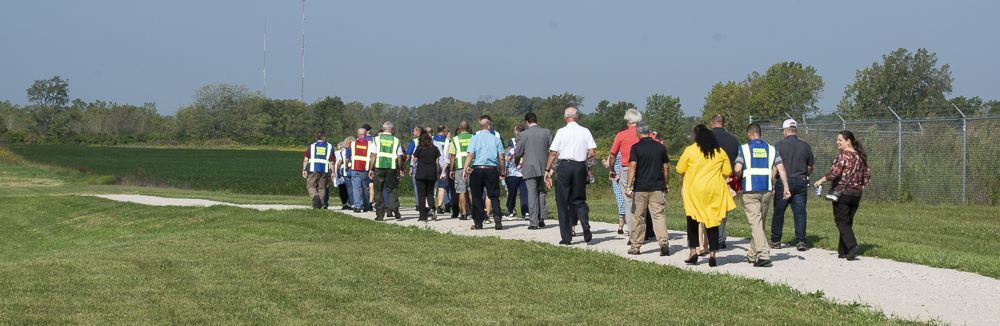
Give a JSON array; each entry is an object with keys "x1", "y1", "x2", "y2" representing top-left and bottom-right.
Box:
[{"x1": 302, "y1": 108, "x2": 871, "y2": 267}]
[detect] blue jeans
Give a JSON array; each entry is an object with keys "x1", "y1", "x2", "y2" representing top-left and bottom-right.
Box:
[
  {"x1": 771, "y1": 177, "x2": 809, "y2": 244},
  {"x1": 505, "y1": 176, "x2": 528, "y2": 216},
  {"x1": 344, "y1": 175, "x2": 354, "y2": 207},
  {"x1": 351, "y1": 171, "x2": 371, "y2": 210}
]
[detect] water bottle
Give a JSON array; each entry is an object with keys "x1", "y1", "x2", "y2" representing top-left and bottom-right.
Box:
[{"x1": 815, "y1": 185, "x2": 823, "y2": 197}]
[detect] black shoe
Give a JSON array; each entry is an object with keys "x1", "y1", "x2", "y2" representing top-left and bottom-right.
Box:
[
  {"x1": 617, "y1": 228, "x2": 624, "y2": 235},
  {"x1": 747, "y1": 256, "x2": 756, "y2": 264},
  {"x1": 846, "y1": 245, "x2": 860, "y2": 261},
  {"x1": 838, "y1": 254, "x2": 847, "y2": 259},
  {"x1": 796, "y1": 242, "x2": 807, "y2": 251},
  {"x1": 538, "y1": 221, "x2": 545, "y2": 228},
  {"x1": 626, "y1": 240, "x2": 632, "y2": 246},
  {"x1": 685, "y1": 255, "x2": 698, "y2": 265},
  {"x1": 444, "y1": 206, "x2": 451, "y2": 213},
  {"x1": 659, "y1": 245, "x2": 670, "y2": 256},
  {"x1": 558, "y1": 240, "x2": 571, "y2": 245},
  {"x1": 311, "y1": 196, "x2": 322, "y2": 209},
  {"x1": 527, "y1": 226, "x2": 539, "y2": 230},
  {"x1": 459, "y1": 214, "x2": 468, "y2": 220},
  {"x1": 341, "y1": 205, "x2": 350, "y2": 210},
  {"x1": 753, "y1": 259, "x2": 771, "y2": 267},
  {"x1": 495, "y1": 221, "x2": 503, "y2": 230},
  {"x1": 719, "y1": 243, "x2": 727, "y2": 249},
  {"x1": 354, "y1": 208, "x2": 362, "y2": 213},
  {"x1": 437, "y1": 206, "x2": 444, "y2": 214},
  {"x1": 708, "y1": 257, "x2": 717, "y2": 267},
  {"x1": 374, "y1": 217, "x2": 384, "y2": 221},
  {"x1": 393, "y1": 209, "x2": 401, "y2": 220},
  {"x1": 768, "y1": 240, "x2": 781, "y2": 249},
  {"x1": 583, "y1": 230, "x2": 593, "y2": 243},
  {"x1": 451, "y1": 212, "x2": 459, "y2": 218}
]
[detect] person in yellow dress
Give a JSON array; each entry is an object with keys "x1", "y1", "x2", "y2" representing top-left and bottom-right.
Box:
[{"x1": 675, "y1": 125, "x2": 737, "y2": 267}]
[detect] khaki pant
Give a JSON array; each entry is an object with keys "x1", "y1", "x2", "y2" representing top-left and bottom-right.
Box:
[
  {"x1": 306, "y1": 172, "x2": 330, "y2": 200},
  {"x1": 630, "y1": 190, "x2": 668, "y2": 250},
  {"x1": 742, "y1": 191, "x2": 773, "y2": 260}
]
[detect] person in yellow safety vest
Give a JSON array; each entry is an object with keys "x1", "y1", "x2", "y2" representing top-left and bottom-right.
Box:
[
  {"x1": 368, "y1": 121, "x2": 405, "y2": 221},
  {"x1": 302, "y1": 131, "x2": 334, "y2": 209},
  {"x1": 349, "y1": 128, "x2": 373, "y2": 213},
  {"x1": 449, "y1": 120, "x2": 474, "y2": 220},
  {"x1": 734, "y1": 122, "x2": 791, "y2": 267}
]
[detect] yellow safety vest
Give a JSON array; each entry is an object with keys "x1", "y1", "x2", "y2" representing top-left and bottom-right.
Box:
[{"x1": 452, "y1": 132, "x2": 472, "y2": 170}]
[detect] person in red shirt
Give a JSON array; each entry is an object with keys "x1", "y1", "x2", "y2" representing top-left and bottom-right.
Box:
[{"x1": 606, "y1": 108, "x2": 643, "y2": 239}]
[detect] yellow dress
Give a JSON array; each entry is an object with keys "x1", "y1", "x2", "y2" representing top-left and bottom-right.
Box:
[{"x1": 675, "y1": 144, "x2": 736, "y2": 228}]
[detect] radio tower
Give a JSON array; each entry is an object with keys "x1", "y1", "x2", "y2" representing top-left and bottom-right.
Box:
[
  {"x1": 301, "y1": 0, "x2": 305, "y2": 102},
  {"x1": 263, "y1": 16, "x2": 266, "y2": 97}
]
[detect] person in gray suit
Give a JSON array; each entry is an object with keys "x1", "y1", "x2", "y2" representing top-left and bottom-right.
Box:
[{"x1": 512, "y1": 112, "x2": 552, "y2": 229}]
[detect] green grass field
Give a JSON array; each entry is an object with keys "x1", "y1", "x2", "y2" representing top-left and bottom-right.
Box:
[
  {"x1": 0, "y1": 193, "x2": 919, "y2": 325},
  {"x1": 6, "y1": 145, "x2": 1000, "y2": 280}
]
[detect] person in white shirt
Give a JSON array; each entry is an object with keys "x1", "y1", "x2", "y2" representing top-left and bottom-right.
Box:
[{"x1": 545, "y1": 107, "x2": 597, "y2": 245}]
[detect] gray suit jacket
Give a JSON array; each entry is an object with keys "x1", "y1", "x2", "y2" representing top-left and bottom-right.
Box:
[{"x1": 512, "y1": 124, "x2": 552, "y2": 179}]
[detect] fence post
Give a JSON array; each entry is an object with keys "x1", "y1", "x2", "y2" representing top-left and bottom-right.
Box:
[
  {"x1": 953, "y1": 104, "x2": 967, "y2": 205},
  {"x1": 834, "y1": 112, "x2": 846, "y2": 131},
  {"x1": 888, "y1": 106, "x2": 902, "y2": 199}
]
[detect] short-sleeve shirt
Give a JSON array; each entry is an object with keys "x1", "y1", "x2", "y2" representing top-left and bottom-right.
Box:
[
  {"x1": 549, "y1": 122, "x2": 596, "y2": 162},
  {"x1": 412, "y1": 146, "x2": 441, "y2": 181},
  {"x1": 712, "y1": 127, "x2": 740, "y2": 170},
  {"x1": 628, "y1": 137, "x2": 670, "y2": 192},
  {"x1": 774, "y1": 135, "x2": 814, "y2": 178},
  {"x1": 467, "y1": 130, "x2": 505, "y2": 167},
  {"x1": 610, "y1": 125, "x2": 640, "y2": 167}
]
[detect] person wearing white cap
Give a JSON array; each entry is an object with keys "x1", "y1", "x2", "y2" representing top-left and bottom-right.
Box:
[{"x1": 770, "y1": 118, "x2": 815, "y2": 252}]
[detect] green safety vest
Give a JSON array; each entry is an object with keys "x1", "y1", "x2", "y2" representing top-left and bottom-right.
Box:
[
  {"x1": 374, "y1": 134, "x2": 400, "y2": 169},
  {"x1": 452, "y1": 132, "x2": 473, "y2": 170}
]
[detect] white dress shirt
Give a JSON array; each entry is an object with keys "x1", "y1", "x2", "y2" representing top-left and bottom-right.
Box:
[{"x1": 549, "y1": 121, "x2": 596, "y2": 162}]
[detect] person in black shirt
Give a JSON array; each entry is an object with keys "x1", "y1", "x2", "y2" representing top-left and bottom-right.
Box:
[
  {"x1": 412, "y1": 130, "x2": 441, "y2": 221},
  {"x1": 624, "y1": 122, "x2": 672, "y2": 256},
  {"x1": 710, "y1": 114, "x2": 740, "y2": 249},
  {"x1": 771, "y1": 119, "x2": 815, "y2": 251}
]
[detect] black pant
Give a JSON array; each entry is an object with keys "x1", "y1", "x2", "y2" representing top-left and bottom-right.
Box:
[
  {"x1": 832, "y1": 194, "x2": 861, "y2": 255},
  {"x1": 687, "y1": 216, "x2": 719, "y2": 251},
  {"x1": 469, "y1": 168, "x2": 501, "y2": 227},
  {"x1": 448, "y1": 171, "x2": 461, "y2": 213},
  {"x1": 556, "y1": 161, "x2": 590, "y2": 242},
  {"x1": 338, "y1": 183, "x2": 349, "y2": 205},
  {"x1": 416, "y1": 178, "x2": 436, "y2": 219},
  {"x1": 505, "y1": 176, "x2": 529, "y2": 217}
]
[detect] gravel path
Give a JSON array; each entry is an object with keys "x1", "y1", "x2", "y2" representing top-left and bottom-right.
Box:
[{"x1": 95, "y1": 194, "x2": 1000, "y2": 325}]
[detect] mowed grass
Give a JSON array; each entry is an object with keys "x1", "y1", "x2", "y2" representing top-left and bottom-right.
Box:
[
  {"x1": 6, "y1": 145, "x2": 1000, "y2": 279},
  {"x1": 0, "y1": 195, "x2": 918, "y2": 325}
]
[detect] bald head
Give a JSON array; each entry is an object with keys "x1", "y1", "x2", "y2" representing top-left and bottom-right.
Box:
[
  {"x1": 356, "y1": 128, "x2": 366, "y2": 138},
  {"x1": 479, "y1": 119, "x2": 492, "y2": 130},
  {"x1": 564, "y1": 107, "x2": 579, "y2": 122}
]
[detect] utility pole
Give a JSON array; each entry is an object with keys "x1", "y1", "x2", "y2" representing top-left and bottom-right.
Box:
[
  {"x1": 263, "y1": 16, "x2": 266, "y2": 97},
  {"x1": 301, "y1": 0, "x2": 306, "y2": 102}
]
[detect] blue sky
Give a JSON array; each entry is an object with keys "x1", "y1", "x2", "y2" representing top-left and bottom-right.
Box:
[{"x1": 2, "y1": 1, "x2": 997, "y2": 116}]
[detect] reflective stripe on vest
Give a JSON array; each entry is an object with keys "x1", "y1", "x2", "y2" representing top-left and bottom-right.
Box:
[
  {"x1": 509, "y1": 137, "x2": 516, "y2": 148},
  {"x1": 307, "y1": 142, "x2": 333, "y2": 173},
  {"x1": 740, "y1": 142, "x2": 776, "y2": 192},
  {"x1": 374, "y1": 135, "x2": 400, "y2": 169},
  {"x1": 452, "y1": 132, "x2": 473, "y2": 170},
  {"x1": 350, "y1": 139, "x2": 371, "y2": 171}
]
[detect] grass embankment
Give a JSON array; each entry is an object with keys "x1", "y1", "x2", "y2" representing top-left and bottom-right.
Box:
[{"x1": 0, "y1": 195, "x2": 917, "y2": 325}]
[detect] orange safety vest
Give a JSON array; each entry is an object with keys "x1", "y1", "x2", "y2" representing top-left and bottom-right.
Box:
[{"x1": 350, "y1": 139, "x2": 371, "y2": 171}]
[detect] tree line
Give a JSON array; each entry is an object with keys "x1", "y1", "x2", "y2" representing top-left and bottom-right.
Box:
[{"x1": 2, "y1": 47, "x2": 996, "y2": 150}]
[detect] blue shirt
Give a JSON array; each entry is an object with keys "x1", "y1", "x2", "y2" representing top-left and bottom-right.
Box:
[{"x1": 467, "y1": 130, "x2": 505, "y2": 167}]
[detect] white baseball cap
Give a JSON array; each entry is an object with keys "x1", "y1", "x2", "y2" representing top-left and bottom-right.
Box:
[{"x1": 782, "y1": 119, "x2": 797, "y2": 129}]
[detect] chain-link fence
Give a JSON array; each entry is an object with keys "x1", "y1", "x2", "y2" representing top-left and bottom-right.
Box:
[{"x1": 752, "y1": 107, "x2": 1000, "y2": 206}]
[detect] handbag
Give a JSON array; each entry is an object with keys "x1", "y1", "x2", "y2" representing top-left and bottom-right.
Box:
[{"x1": 825, "y1": 190, "x2": 842, "y2": 202}]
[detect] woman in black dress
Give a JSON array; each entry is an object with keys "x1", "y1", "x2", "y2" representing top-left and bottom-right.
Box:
[{"x1": 412, "y1": 130, "x2": 441, "y2": 221}]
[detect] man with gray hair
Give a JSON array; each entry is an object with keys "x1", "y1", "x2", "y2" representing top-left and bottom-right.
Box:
[
  {"x1": 368, "y1": 121, "x2": 405, "y2": 220},
  {"x1": 607, "y1": 108, "x2": 643, "y2": 240},
  {"x1": 546, "y1": 107, "x2": 597, "y2": 245},
  {"x1": 624, "y1": 122, "x2": 671, "y2": 255}
]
